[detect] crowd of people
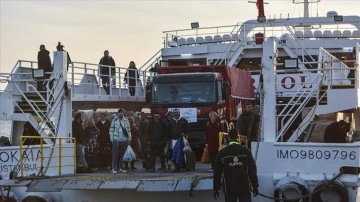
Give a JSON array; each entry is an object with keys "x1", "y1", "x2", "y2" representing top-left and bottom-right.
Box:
[{"x1": 71, "y1": 108, "x2": 193, "y2": 174}]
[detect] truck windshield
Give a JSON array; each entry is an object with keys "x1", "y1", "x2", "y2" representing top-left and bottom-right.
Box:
[{"x1": 152, "y1": 82, "x2": 216, "y2": 104}]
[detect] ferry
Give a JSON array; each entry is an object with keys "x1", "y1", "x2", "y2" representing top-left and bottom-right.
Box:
[{"x1": 0, "y1": 0, "x2": 360, "y2": 201}]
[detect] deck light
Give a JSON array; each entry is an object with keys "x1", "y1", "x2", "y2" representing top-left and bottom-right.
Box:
[
  {"x1": 32, "y1": 69, "x2": 44, "y2": 78},
  {"x1": 334, "y1": 15, "x2": 343, "y2": 22},
  {"x1": 191, "y1": 22, "x2": 199, "y2": 29},
  {"x1": 284, "y1": 59, "x2": 298, "y2": 68},
  {"x1": 257, "y1": 16, "x2": 266, "y2": 22}
]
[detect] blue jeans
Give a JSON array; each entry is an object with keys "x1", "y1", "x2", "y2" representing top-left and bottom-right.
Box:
[
  {"x1": 225, "y1": 192, "x2": 251, "y2": 202},
  {"x1": 111, "y1": 140, "x2": 129, "y2": 170}
]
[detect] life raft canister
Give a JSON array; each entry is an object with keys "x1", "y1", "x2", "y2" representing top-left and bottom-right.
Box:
[
  {"x1": 22, "y1": 192, "x2": 53, "y2": 202},
  {"x1": 274, "y1": 177, "x2": 310, "y2": 202},
  {"x1": 311, "y1": 179, "x2": 348, "y2": 202}
]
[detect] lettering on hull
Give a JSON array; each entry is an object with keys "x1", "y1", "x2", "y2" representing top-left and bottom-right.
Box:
[{"x1": 277, "y1": 149, "x2": 357, "y2": 160}]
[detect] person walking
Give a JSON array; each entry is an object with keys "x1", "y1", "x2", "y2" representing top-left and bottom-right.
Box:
[
  {"x1": 96, "y1": 113, "x2": 112, "y2": 170},
  {"x1": 213, "y1": 128, "x2": 259, "y2": 202},
  {"x1": 99, "y1": 50, "x2": 116, "y2": 95},
  {"x1": 72, "y1": 112, "x2": 89, "y2": 173},
  {"x1": 37, "y1": 44, "x2": 52, "y2": 91},
  {"x1": 205, "y1": 111, "x2": 221, "y2": 171},
  {"x1": 124, "y1": 61, "x2": 140, "y2": 96},
  {"x1": 147, "y1": 113, "x2": 167, "y2": 172},
  {"x1": 109, "y1": 108, "x2": 131, "y2": 174}
]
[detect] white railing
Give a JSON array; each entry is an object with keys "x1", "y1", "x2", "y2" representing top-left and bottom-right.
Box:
[
  {"x1": 275, "y1": 48, "x2": 356, "y2": 142},
  {"x1": 275, "y1": 72, "x2": 323, "y2": 142},
  {"x1": 319, "y1": 48, "x2": 351, "y2": 86},
  {"x1": 68, "y1": 61, "x2": 153, "y2": 97}
]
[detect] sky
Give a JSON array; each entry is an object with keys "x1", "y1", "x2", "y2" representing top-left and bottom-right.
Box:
[{"x1": 0, "y1": 0, "x2": 359, "y2": 82}]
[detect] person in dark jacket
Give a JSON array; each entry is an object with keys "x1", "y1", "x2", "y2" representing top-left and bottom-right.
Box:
[
  {"x1": 147, "y1": 113, "x2": 167, "y2": 172},
  {"x1": 96, "y1": 113, "x2": 112, "y2": 170},
  {"x1": 124, "y1": 61, "x2": 140, "y2": 96},
  {"x1": 324, "y1": 120, "x2": 350, "y2": 143},
  {"x1": 213, "y1": 128, "x2": 259, "y2": 202},
  {"x1": 236, "y1": 104, "x2": 259, "y2": 149},
  {"x1": 169, "y1": 109, "x2": 190, "y2": 172},
  {"x1": 163, "y1": 111, "x2": 173, "y2": 170},
  {"x1": 72, "y1": 112, "x2": 89, "y2": 173},
  {"x1": 37, "y1": 44, "x2": 52, "y2": 91},
  {"x1": 99, "y1": 50, "x2": 116, "y2": 95},
  {"x1": 205, "y1": 111, "x2": 221, "y2": 171}
]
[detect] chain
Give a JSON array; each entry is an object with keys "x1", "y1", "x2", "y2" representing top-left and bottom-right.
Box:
[
  {"x1": 254, "y1": 73, "x2": 264, "y2": 162},
  {"x1": 38, "y1": 96, "x2": 64, "y2": 176}
]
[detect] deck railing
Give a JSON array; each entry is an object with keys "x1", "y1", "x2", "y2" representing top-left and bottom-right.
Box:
[{"x1": 19, "y1": 136, "x2": 76, "y2": 177}]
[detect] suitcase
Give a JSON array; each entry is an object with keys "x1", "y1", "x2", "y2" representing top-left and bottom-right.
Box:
[{"x1": 185, "y1": 151, "x2": 196, "y2": 171}]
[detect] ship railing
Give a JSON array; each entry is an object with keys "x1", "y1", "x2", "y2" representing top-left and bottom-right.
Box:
[
  {"x1": 3, "y1": 62, "x2": 68, "y2": 143},
  {"x1": 275, "y1": 71, "x2": 323, "y2": 142},
  {"x1": 274, "y1": 49, "x2": 356, "y2": 142},
  {"x1": 163, "y1": 24, "x2": 242, "y2": 48},
  {"x1": 164, "y1": 20, "x2": 359, "y2": 49},
  {"x1": 11, "y1": 81, "x2": 60, "y2": 144},
  {"x1": 139, "y1": 49, "x2": 162, "y2": 71},
  {"x1": 68, "y1": 61, "x2": 154, "y2": 98},
  {"x1": 319, "y1": 48, "x2": 352, "y2": 86},
  {"x1": 0, "y1": 73, "x2": 10, "y2": 93},
  {"x1": 283, "y1": 25, "x2": 317, "y2": 69},
  {"x1": 213, "y1": 22, "x2": 359, "y2": 67},
  {"x1": 214, "y1": 22, "x2": 244, "y2": 65},
  {"x1": 19, "y1": 136, "x2": 76, "y2": 177}
]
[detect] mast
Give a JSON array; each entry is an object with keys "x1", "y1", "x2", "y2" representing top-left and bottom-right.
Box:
[{"x1": 304, "y1": 0, "x2": 309, "y2": 18}]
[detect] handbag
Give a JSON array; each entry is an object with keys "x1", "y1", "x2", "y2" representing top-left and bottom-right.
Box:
[
  {"x1": 123, "y1": 145, "x2": 136, "y2": 162},
  {"x1": 119, "y1": 122, "x2": 128, "y2": 137},
  {"x1": 201, "y1": 145, "x2": 210, "y2": 164},
  {"x1": 183, "y1": 137, "x2": 192, "y2": 152}
]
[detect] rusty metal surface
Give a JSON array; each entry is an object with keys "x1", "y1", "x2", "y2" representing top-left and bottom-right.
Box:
[
  {"x1": 137, "y1": 180, "x2": 178, "y2": 192},
  {"x1": 62, "y1": 180, "x2": 102, "y2": 190},
  {"x1": 25, "y1": 171, "x2": 213, "y2": 192},
  {"x1": 99, "y1": 180, "x2": 141, "y2": 189},
  {"x1": 23, "y1": 162, "x2": 214, "y2": 192}
]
